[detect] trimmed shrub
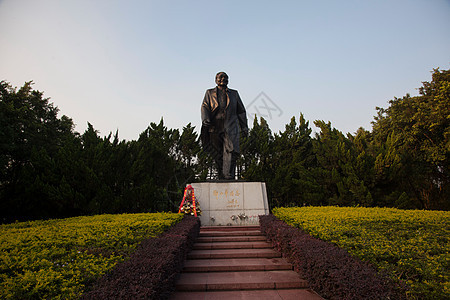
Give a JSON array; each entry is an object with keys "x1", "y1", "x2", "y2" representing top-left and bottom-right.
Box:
[
  {"x1": 259, "y1": 214, "x2": 406, "y2": 300},
  {"x1": 82, "y1": 215, "x2": 200, "y2": 300}
]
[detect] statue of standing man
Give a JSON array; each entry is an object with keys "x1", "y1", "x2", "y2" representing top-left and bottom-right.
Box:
[{"x1": 201, "y1": 72, "x2": 248, "y2": 180}]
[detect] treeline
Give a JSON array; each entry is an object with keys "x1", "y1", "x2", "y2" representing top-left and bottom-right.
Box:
[
  {"x1": 0, "y1": 81, "x2": 206, "y2": 222},
  {"x1": 243, "y1": 69, "x2": 449, "y2": 210},
  {"x1": 1, "y1": 69, "x2": 448, "y2": 222}
]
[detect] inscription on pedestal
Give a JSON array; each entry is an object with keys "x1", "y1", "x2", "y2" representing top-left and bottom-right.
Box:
[{"x1": 212, "y1": 188, "x2": 241, "y2": 209}]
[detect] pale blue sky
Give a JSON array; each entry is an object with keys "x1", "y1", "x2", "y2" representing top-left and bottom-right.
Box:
[{"x1": 1, "y1": 0, "x2": 449, "y2": 140}]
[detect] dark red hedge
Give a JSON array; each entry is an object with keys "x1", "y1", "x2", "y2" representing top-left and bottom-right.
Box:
[
  {"x1": 82, "y1": 215, "x2": 200, "y2": 300},
  {"x1": 259, "y1": 214, "x2": 406, "y2": 300}
]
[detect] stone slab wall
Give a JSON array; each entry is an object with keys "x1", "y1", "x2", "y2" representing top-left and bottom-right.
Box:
[{"x1": 189, "y1": 182, "x2": 269, "y2": 226}]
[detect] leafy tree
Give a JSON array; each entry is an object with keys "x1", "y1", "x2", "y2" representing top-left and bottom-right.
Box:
[
  {"x1": 166, "y1": 123, "x2": 201, "y2": 208},
  {"x1": 0, "y1": 81, "x2": 75, "y2": 221},
  {"x1": 177, "y1": 123, "x2": 200, "y2": 169},
  {"x1": 372, "y1": 69, "x2": 450, "y2": 209},
  {"x1": 313, "y1": 121, "x2": 373, "y2": 207},
  {"x1": 240, "y1": 116, "x2": 274, "y2": 182},
  {"x1": 270, "y1": 114, "x2": 320, "y2": 207}
]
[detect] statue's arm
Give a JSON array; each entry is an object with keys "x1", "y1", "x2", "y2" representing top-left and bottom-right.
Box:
[
  {"x1": 236, "y1": 92, "x2": 248, "y2": 133},
  {"x1": 201, "y1": 90, "x2": 212, "y2": 127}
]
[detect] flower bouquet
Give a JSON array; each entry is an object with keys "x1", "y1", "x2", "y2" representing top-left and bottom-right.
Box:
[
  {"x1": 178, "y1": 185, "x2": 202, "y2": 216},
  {"x1": 179, "y1": 199, "x2": 202, "y2": 216}
]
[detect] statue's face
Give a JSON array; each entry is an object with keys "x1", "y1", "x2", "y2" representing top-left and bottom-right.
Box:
[{"x1": 215, "y1": 73, "x2": 229, "y2": 88}]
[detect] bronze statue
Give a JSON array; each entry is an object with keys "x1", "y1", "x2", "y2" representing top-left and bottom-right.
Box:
[{"x1": 201, "y1": 72, "x2": 248, "y2": 180}]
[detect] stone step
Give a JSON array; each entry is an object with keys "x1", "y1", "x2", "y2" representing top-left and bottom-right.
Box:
[
  {"x1": 187, "y1": 248, "x2": 282, "y2": 259},
  {"x1": 171, "y1": 289, "x2": 324, "y2": 300},
  {"x1": 193, "y1": 241, "x2": 272, "y2": 250},
  {"x1": 199, "y1": 230, "x2": 264, "y2": 237},
  {"x1": 170, "y1": 225, "x2": 323, "y2": 300},
  {"x1": 196, "y1": 235, "x2": 267, "y2": 243},
  {"x1": 175, "y1": 270, "x2": 309, "y2": 291},
  {"x1": 183, "y1": 258, "x2": 292, "y2": 272},
  {"x1": 201, "y1": 226, "x2": 260, "y2": 232}
]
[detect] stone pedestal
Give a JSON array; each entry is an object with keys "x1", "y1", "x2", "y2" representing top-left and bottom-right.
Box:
[{"x1": 189, "y1": 182, "x2": 269, "y2": 226}]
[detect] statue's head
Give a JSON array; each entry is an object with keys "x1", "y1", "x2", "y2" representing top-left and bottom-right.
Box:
[{"x1": 215, "y1": 72, "x2": 229, "y2": 88}]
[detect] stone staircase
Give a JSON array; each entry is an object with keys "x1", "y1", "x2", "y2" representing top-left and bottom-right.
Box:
[{"x1": 170, "y1": 226, "x2": 323, "y2": 299}]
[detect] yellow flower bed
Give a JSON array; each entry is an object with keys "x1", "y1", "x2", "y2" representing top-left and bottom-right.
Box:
[
  {"x1": 0, "y1": 212, "x2": 183, "y2": 299},
  {"x1": 273, "y1": 206, "x2": 449, "y2": 299}
]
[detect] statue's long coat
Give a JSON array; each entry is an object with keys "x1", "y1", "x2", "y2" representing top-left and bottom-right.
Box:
[{"x1": 201, "y1": 87, "x2": 248, "y2": 153}]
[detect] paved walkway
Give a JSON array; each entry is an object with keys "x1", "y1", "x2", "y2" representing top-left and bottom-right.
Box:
[{"x1": 170, "y1": 226, "x2": 323, "y2": 300}]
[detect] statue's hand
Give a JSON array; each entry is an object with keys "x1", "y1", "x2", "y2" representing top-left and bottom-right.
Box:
[{"x1": 202, "y1": 120, "x2": 212, "y2": 127}]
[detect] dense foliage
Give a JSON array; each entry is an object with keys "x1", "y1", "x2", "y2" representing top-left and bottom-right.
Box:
[
  {"x1": 1, "y1": 68, "x2": 448, "y2": 221},
  {"x1": 82, "y1": 215, "x2": 200, "y2": 300},
  {"x1": 0, "y1": 212, "x2": 184, "y2": 299},
  {"x1": 259, "y1": 214, "x2": 405, "y2": 300},
  {"x1": 0, "y1": 80, "x2": 202, "y2": 222},
  {"x1": 240, "y1": 68, "x2": 449, "y2": 210},
  {"x1": 273, "y1": 207, "x2": 449, "y2": 299}
]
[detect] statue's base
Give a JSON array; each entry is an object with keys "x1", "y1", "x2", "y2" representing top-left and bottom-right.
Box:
[{"x1": 189, "y1": 182, "x2": 269, "y2": 226}]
